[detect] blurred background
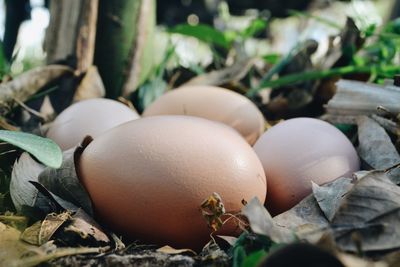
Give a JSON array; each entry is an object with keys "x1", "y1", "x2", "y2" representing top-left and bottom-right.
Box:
[
  {"x1": 0, "y1": 0, "x2": 399, "y2": 122},
  {"x1": 0, "y1": 0, "x2": 395, "y2": 76}
]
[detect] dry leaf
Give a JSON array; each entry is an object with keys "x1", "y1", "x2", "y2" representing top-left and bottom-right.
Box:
[
  {"x1": 157, "y1": 245, "x2": 196, "y2": 255},
  {"x1": 61, "y1": 209, "x2": 110, "y2": 246},
  {"x1": 326, "y1": 80, "x2": 400, "y2": 116},
  {"x1": 242, "y1": 197, "x2": 290, "y2": 243},
  {"x1": 10, "y1": 153, "x2": 45, "y2": 212},
  {"x1": 21, "y1": 212, "x2": 71, "y2": 246},
  {"x1": 337, "y1": 253, "x2": 387, "y2": 267},
  {"x1": 31, "y1": 181, "x2": 79, "y2": 214},
  {"x1": 332, "y1": 170, "x2": 400, "y2": 252},
  {"x1": 357, "y1": 116, "x2": 400, "y2": 183},
  {"x1": 273, "y1": 193, "x2": 328, "y2": 240},
  {"x1": 38, "y1": 147, "x2": 93, "y2": 215},
  {"x1": 312, "y1": 177, "x2": 355, "y2": 222},
  {"x1": 200, "y1": 192, "x2": 226, "y2": 232},
  {"x1": 0, "y1": 222, "x2": 37, "y2": 267}
]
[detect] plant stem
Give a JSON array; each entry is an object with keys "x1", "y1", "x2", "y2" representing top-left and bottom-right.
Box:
[{"x1": 247, "y1": 65, "x2": 400, "y2": 97}]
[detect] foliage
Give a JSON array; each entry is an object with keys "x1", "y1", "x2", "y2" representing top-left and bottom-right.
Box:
[{"x1": 0, "y1": 130, "x2": 62, "y2": 168}]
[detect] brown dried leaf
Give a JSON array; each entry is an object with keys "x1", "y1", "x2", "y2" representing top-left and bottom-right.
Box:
[
  {"x1": 332, "y1": 170, "x2": 400, "y2": 252},
  {"x1": 357, "y1": 116, "x2": 400, "y2": 183},
  {"x1": 200, "y1": 192, "x2": 226, "y2": 232},
  {"x1": 21, "y1": 212, "x2": 71, "y2": 246},
  {"x1": 61, "y1": 209, "x2": 110, "y2": 246},
  {"x1": 312, "y1": 177, "x2": 355, "y2": 222}
]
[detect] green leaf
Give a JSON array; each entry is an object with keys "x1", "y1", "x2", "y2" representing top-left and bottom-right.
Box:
[
  {"x1": 262, "y1": 54, "x2": 281, "y2": 65},
  {"x1": 136, "y1": 77, "x2": 168, "y2": 112},
  {"x1": 240, "y1": 18, "x2": 267, "y2": 39},
  {"x1": 233, "y1": 245, "x2": 247, "y2": 267},
  {"x1": 241, "y1": 250, "x2": 267, "y2": 267},
  {"x1": 0, "y1": 41, "x2": 9, "y2": 78},
  {"x1": 168, "y1": 24, "x2": 231, "y2": 49},
  {"x1": 0, "y1": 130, "x2": 62, "y2": 168}
]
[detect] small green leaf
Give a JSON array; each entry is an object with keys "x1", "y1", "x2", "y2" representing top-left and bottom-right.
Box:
[
  {"x1": 240, "y1": 18, "x2": 267, "y2": 39},
  {"x1": 0, "y1": 130, "x2": 62, "y2": 168},
  {"x1": 233, "y1": 245, "x2": 247, "y2": 267},
  {"x1": 169, "y1": 24, "x2": 231, "y2": 49},
  {"x1": 241, "y1": 250, "x2": 267, "y2": 267},
  {"x1": 262, "y1": 53, "x2": 281, "y2": 65}
]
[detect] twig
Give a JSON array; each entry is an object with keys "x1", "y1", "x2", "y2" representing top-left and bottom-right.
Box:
[
  {"x1": 13, "y1": 98, "x2": 46, "y2": 119},
  {"x1": 0, "y1": 65, "x2": 73, "y2": 112}
]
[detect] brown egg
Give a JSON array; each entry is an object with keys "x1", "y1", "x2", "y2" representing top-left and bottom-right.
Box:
[
  {"x1": 142, "y1": 85, "x2": 265, "y2": 145},
  {"x1": 47, "y1": 98, "x2": 139, "y2": 150},
  {"x1": 78, "y1": 116, "x2": 266, "y2": 249},
  {"x1": 253, "y1": 118, "x2": 359, "y2": 216}
]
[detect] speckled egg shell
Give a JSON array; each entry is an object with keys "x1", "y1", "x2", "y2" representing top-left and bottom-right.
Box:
[
  {"x1": 142, "y1": 85, "x2": 265, "y2": 145},
  {"x1": 47, "y1": 98, "x2": 139, "y2": 150},
  {"x1": 253, "y1": 118, "x2": 359, "y2": 215},
  {"x1": 78, "y1": 116, "x2": 266, "y2": 249}
]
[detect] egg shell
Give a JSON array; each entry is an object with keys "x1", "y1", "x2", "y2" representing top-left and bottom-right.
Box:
[
  {"x1": 78, "y1": 116, "x2": 266, "y2": 249},
  {"x1": 142, "y1": 85, "x2": 265, "y2": 145},
  {"x1": 47, "y1": 98, "x2": 139, "y2": 150},
  {"x1": 253, "y1": 118, "x2": 359, "y2": 215}
]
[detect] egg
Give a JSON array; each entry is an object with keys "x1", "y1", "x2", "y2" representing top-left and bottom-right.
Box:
[
  {"x1": 253, "y1": 118, "x2": 359, "y2": 215},
  {"x1": 47, "y1": 98, "x2": 139, "y2": 150},
  {"x1": 142, "y1": 85, "x2": 265, "y2": 145},
  {"x1": 77, "y1": 116, "x2": 266, "y2": 249}
]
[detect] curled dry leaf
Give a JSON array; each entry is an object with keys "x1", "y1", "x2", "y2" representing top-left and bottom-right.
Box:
[
  {"x1": 21, "y1": 212, "x2": 71, "y2": 246},
  {"x1": 38, "y1": 140, "x2": 93, "y2": 215},
  {"x1": 312, "y1": 177, "x2": 355, "y2": 222},
  {"x1": 10, "y1": 153, "x2": 45, "y2": 212},
  {"x1": 357, "y1": 116, "x2": 400, "y2": 183},
  {"x1": 331, "y1": 170, "x2": 400, "y2": 252},
  {"x1": 242, "y1": 197, "x2": 291, "y2": 243},
  {"x1": 61, "y1": 209, "x2": 110, "y2": 247},
  {"x1": 200, "y1": 192, "x2": 226, "y2": 232}
]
